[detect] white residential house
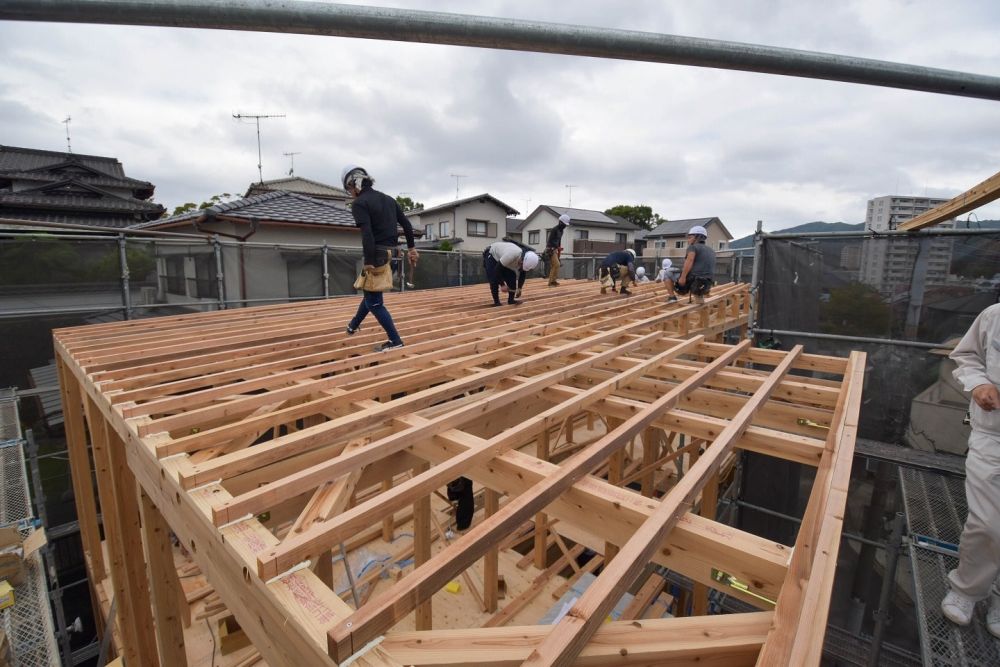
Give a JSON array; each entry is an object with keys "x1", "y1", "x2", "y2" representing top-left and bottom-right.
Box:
[
  {"x1": 519, "y1": 206, "x2": 640, "y2": 254},
  {"x1": 640, "y1": 217, "x2": 733, "y2": 261},
  {"x1": 405, "y1": 193, "x2": 519, "y2": 253}
]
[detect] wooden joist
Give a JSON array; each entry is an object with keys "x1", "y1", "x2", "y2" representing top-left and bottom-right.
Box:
[{"x1": 53, "y1": 278, "x2": 862, "y2": 667}]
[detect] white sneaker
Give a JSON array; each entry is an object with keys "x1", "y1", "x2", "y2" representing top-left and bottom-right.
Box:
[
  {"x1": 988, "y1": 594, "x2": 1000, "y2": 639},
  {"x1": 941, "y1": 589, "x2": 976, "y2": 626}
]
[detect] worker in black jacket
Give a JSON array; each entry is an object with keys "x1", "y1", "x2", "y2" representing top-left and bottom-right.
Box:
[
  {"x1": 599, "y1": 248, "x2": 637, "y2": 295},
  {"x1": 544, "y1": 213, "x2": 571, "y2": 286},
  {"x1": 341, "y1": 165, "x2": 418, "y2": 352}
]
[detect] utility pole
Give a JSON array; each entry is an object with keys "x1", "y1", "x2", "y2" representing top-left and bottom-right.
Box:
[
  {"x1": 62, "y1": 116, "x2": 72, "y2": 153},
  {"x1": 283, "y1": 151, "x2": 301, "y2": 176},
  {"x1": 565, "y1": 184, "x2": 577, "y2": 207},
  {"x1": 233, "y1": 112, "x2": 286, "y2": 183},
  {"x1": 450, "y1": 174, "x2": 467, "y2": 199}
]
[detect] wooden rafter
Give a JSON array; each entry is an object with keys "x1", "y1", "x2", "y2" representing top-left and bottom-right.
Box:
[
  {"x1": 53, "y1": 277, "x2": 862, "y2": 667},
  {"x1": 896, "y1": 168, "x2": 1000, "y2": 230}
]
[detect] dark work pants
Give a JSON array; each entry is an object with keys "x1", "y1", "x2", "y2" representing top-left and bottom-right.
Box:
[
  {"x1": 349, "y1": 290, "x2": 402, "y2": 344},
  {"x1": 483, "y1": 250, "x2": 517, "y2": 305},
  {"x1": 446, "y1": 477, "x2": 474, "y2": 530}
]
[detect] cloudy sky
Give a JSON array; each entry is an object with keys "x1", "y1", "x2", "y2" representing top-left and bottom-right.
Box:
[{"x1": 2, "y1": 0, "x2": 1000, "y2": 238}]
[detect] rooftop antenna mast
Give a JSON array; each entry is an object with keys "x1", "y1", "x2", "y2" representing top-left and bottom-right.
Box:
[
  {"x1": 232, "y1": 112, "x2": 286, "y2": 183},
  {"x1": 450, "y1": 173, "x2": 467, "y2": 199},
  {"x1": 283, "y1": 151, "x2": 301, "y2": 176},
  {"x1": 523, "y1": 195, "x2": 532, "y2": 215},
  {"x1": 565, "y1": 184, "x2": 577, "y2": 207},
  {"x1": 62, "y1": 116, "x2": 72, "y2": 153}
]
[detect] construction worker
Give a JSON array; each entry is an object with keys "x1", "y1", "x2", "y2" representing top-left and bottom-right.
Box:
[
  {"x1": 483, "y1": 240, "x2": 540, "y2": 306},
  {"x1": 675, "y1": 225, "x2": 716, "y2": 304},
  {"x1": 940, "y1": 302, "x2": 1000, "y2": 638},
  {"x1": 598, "y1": 248, "x2": 637, "y2": 295},
  {"x1": 634, "y1": 267, "x2": 651, "y2": 283},
  {"x1": 545, "y1": 213, "x2": 571, "y2": 286},
  {"x1": 341, "y1": 165, "x2": 418, "y2": 351},
  {"x1": 656, "y1": 258, "x2": 681, "y2": 302}
]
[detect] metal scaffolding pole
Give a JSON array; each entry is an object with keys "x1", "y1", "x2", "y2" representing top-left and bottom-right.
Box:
[{"x1": 3, "y1": 1, "x2": 1000, "y2": 101}]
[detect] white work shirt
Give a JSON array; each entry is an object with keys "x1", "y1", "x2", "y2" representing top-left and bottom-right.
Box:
[
  {"x1": 951, "y1": 302, "x2": 1000, "y2": 435},
  {"x1": 489, "y1": 241, "x2": 524, "y2": 272}
]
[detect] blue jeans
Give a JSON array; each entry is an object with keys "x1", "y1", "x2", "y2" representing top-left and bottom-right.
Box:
[{"x1": 350, "y1": 290, "x2": 402, "y2": 344}]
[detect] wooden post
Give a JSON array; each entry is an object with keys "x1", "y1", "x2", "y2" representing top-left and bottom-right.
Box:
[
  {"x1": 605, "y1": 418, "x2": 625, "y2": 563},
  {"x1": 138, "y1": 490, "x2": 187, "y2": 666},
  {"x1": 414, "y1": 463, "x2": 432, "y2": 630},
  {"x1": 534, "y1": 430, "x2": 550, "y2": 570},
  {"x1": 641, "y1": 428, "x2": 658, "y2": 498},
  {"x1": 484, "y1": 489, "x2": 499, "y2": 613},
  {"x1": 382, "y1": 478, "x2": 395, "y2": 542},
  {"x1": 85, "y1": 398, "x2": 159, "y2": 667}
]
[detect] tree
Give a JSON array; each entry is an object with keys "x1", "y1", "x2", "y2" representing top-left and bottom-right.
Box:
[
  {"x1": 604, "y1": 204, "x2": 663, "y2": 231},
  {"x1": 396, "y1": 195, "x2": 423, "y2": 212},
  {"x1": 820, "y1": 282, "x2": 890, "y2": 337},
  {"x1": 171, "y1": 193, "x2": 237, "y2": 216}
]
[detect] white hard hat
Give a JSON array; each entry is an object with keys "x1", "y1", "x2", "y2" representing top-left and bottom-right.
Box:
[
  {"x1": 661, "y1": 258, "x2": 672, "y2": 270},
  {"x1": 626, "y1": 248, "x2": 636, "y2": 258},
  {"x1": 688, "y1": 225, "x2": 708, "y2": 237},
  {"x1": 522, "y1": 251, "x2": 540, "y2": 271},
  {"x1": 636, "y1": 267, "x2": 646, "y2": 277},
  {"x1": 558, "y1": 213, "x2": 571, "y2": 225},
  {"x1": 340, "y1": 164, "x2": 370, "y2": 190}
]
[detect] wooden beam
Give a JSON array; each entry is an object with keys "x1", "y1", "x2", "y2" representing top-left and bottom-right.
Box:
[
  {"x1": 520, "y1": 346, "x2": 802, "y2": 667},
  {"x1": 382, "y1": 612, "x2": 772, "y2": 666},
  {"x1": 326, "y1": 340, "x2": 751, "y2": 661},
  {"x1": 414, "y1": 462, "x2": 432, "y2": 631},
  {"x1": 484, "y1": 489, "x2": 500, "y2": 613},
  {"x1": 897, "y1": 169, "x2": 1000, "y2": 230}
]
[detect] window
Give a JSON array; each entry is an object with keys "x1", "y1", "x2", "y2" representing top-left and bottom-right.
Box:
[
  {"x1": 615, "y1": 233, "x2": 627, "y2": 244},
  {"x1": 674, "y1": 240, "x2": 686, "y2": 249},
  {"x1": 164, "y1": 255, "x2": 186, "y2": 295},
  {"x1": 467, "y1": 219, "x2": 497, "y2": 238},
  {"x1": 193, "y1": 254, "x2": 219, "y2": 299},
  {"x1": 439, "y1": 220, "x2": 450, "y2": 237},
  {"x1": 576, "y1": 230, "x2": 589, "y2": 240},
  {"x1": 717, "y1": 240, "x2": 727, "y2": 250},
  {"x1": 528, "y1": 230, "x2": 540, "y2": 244},
  {"x1": 653, "y1": 240, "x2": 666, "y2": 249},
  {"x1": 424, "y1": 224, "x2": 435, "y2": 240}
]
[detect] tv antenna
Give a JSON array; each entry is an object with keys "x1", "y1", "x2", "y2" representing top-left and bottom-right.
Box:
[
  {"x1": 565, "y1": 184, "x2": 577, "y2": 207},
  {"x1": 233, "y1": 112, "x2": 286, "y2": 183},
  {"x1": 450, "y1": 174, "x2": 467, "y2": 199},
  {"x1": 523, "y1": 196, "x2": 531, "y2": 215},
  {"x1": 62, "y1": 116, "x2": 72, "y2": 153},
  {"x1": 283, "y1": 151, "x2": 301, "y2": 176}
]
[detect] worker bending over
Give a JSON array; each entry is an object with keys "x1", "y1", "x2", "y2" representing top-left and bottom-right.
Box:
[
  {"x1": 483, "y1": 240, "x2": 540, "y2": 306},
  {"x1": 599, "y1": 248, "x2": 637, "y2": 295}
]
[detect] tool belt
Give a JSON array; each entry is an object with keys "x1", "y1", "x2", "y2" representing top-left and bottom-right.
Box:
[{"x1": 353, "y1": 247, "x2": 394, "y2": 292}]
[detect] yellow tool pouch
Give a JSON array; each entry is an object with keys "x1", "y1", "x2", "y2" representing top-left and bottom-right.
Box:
[{"x1": 354, "y1": 249, "x2": 394, "y2": 292}]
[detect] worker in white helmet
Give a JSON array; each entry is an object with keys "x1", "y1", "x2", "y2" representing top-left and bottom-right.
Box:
[
  {"x1": 340, "y1": 164, "x2": 418, "y2": 352},
  {"x1": 598, "y1": 248, "x2": 637, "y2": 296},
  {"x1": 634, "y1": 266, "x2": 651, "y2": 283},
  {"x1": 655, "y1": 258, "x2": 680, "y2": 302},
  {"x1": 940, "y1": 302, "x2": 1000, "y2": 639},
  {"x1": 483, "y1": 240, "x2": 539, "y2": 306},
  {"x1": 675, "y1": 225, "x2": 716, "y2": 304},
  {"x1": 544, "y1": 213, "x2": 572, "y2": 286}
]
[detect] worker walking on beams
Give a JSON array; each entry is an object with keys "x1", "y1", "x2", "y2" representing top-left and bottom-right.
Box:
[
  {"x1": 341, "y1": 164, "x2": 419, "y2": 351},
  {"x1": 674, "y1": 225, "x2": 716, "y2": 304},
  {"x1": 599, "y1": 248, "x2": 637, "y2": 295},
  {"x1": 544, "y1": 213, "x2": 571, "y2": 286},
  {"x1": 941, "y1": 302, "x2": 1000, "y2": 639},
  {"x1": 483, "y1": 240, "x2": 540, "y2": 306}
]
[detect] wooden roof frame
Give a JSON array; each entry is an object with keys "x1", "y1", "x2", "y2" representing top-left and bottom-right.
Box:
[{"x1": 54, "y1": 277, "x2": 863, "y2": 667}]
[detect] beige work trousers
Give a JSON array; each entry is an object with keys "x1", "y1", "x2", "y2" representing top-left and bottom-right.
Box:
[{"x1": 948, "y1": 429, "x2": 1000, "y2": 599}]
